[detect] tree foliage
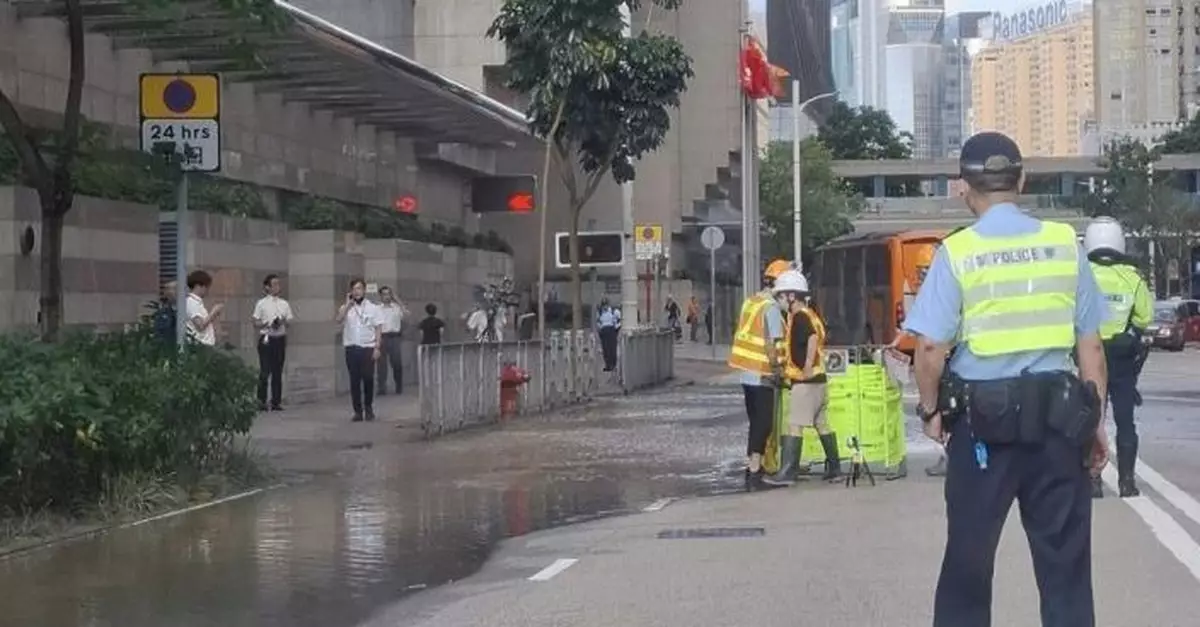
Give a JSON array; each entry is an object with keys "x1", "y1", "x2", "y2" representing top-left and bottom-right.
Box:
[
  {"x1": 817, "y1": 100, "x2": 919, "y2": 197},
  {"x1": 758, "y1": 139, "x2": 861, "y2": 267},
  {"x1": 488, "y1": 0, "x2": 694, "y2": 332},
  {"x1": 1083, "y1": 137, "x2": 1200, "y2": 294},
  {"x1": 0, "y1": 0, "x2": 289, "y2": 341}
]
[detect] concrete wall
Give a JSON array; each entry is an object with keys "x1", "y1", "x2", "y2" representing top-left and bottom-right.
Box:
[
  {"x1": 0, "y1": 186, "x2": 158, "y2": 331},
  {"x1": 0, "y1": 5, "x2": 472, "y2": 225}
]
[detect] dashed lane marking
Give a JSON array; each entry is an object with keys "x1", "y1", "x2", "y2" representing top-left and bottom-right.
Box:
[
  {"x1": 528, "y1": 558, "x2": 578, "y2": 582},
  {"x1": 643, "y1": 498, "x2": 674, "y2": 512},
  {"x1": 1102, "y1": 464, "x2": 1200, "y2": 584}
]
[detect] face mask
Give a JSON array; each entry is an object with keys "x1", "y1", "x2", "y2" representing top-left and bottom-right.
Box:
[{"x1": 352, "y1": 295, "x2": 365, "y2": 304}]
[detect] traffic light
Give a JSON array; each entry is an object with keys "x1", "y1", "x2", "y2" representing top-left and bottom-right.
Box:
[
  {"x1": 471, "y1": 175, "x2": 538, "y2": 213},
  {"x1": 555, "y1": 232, "x2": 623, "y2": 268}
]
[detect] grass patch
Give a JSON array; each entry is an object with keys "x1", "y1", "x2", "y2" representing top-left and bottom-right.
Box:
[{"x1": 0, "y1": 444, "x2": 275, "y2": 552}]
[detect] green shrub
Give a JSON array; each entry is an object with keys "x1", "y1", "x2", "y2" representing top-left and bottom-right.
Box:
[{"x1": 0, "y1": 327, "x2": 259, "y2": 514}]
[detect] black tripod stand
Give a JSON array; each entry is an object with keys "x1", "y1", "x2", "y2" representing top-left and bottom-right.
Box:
[{"x1": 844, "y1": 436, "x2": 876, "y2": 488}]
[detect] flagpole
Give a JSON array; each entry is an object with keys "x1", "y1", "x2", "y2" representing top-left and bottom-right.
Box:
[{"x1": 739, "y1": 21, "x2": 755, "y2": 302}]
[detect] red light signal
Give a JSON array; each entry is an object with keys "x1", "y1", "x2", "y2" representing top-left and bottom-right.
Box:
[
  {"x1": 507, "y1": 191, "x2": 535, "y2": 213},
  {"x1": 394, "y1": 195, "x2": 417, "y2": 214}
]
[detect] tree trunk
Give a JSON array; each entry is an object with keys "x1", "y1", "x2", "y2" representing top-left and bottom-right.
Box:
[
  {"x1": 568, "y1": 206, "x2": 582, "y2": 395},
  {"x1": 39, "y1": 204, "x2": 66, "y2": 341}
]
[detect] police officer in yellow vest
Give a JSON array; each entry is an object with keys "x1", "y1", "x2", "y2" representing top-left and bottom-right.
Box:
[
  {"x1": 904, "y1": 132, "x2": 1110, "y2": 626},
  {"x1": 763, "y1": 270, "x2": 841, "y2": 486},
  {"x1": 728, "y1": 258, "x2": 790, "y2": 491},
  {"x1": 1084, "y1": 216, "x2": 1152, "y2": 499}
]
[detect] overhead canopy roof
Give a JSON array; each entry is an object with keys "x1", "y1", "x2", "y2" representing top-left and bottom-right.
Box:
[{"x1": 12, "y1": 0, "x2": 534, "y2": 147}]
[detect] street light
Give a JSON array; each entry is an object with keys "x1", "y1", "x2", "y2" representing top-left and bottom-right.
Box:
[{"x1": 792, "y1": 86, "x2": 837, "y2": 267}]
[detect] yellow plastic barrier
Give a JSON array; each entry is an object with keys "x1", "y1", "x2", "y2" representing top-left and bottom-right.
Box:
[{"x1": 797, "y1": 348, "x2": 906, "y2": 473}]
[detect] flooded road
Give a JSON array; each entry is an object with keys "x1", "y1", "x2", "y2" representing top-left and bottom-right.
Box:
[{"x1": 0, "y1": 386, "x2": 746, "y2": 627}]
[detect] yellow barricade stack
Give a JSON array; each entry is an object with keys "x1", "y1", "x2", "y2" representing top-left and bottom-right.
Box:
[{"x1": 796, "y1": 346, "x2": 907, "y2": 475}]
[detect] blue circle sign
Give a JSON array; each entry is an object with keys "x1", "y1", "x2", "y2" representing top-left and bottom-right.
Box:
[{"x1": 163, "y1": 79, "x2": 197, "y2": 114}]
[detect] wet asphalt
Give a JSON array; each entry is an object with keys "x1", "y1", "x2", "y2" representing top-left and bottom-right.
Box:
[{"x1": 0, "y1": 384, "x2": 748, "y2": 627}]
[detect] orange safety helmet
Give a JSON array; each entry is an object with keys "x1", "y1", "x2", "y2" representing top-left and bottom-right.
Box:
[
  {"x1": 914, "y1": 245, "x2": 935, "y2": 284},
  {"x1": 763, "y1": 259, "x2": 792, "y2": 281}
]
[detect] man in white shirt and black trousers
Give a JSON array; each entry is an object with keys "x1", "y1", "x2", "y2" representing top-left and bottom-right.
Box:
[
  {"x1": 252, "y1": 274, "x2": 295, "y2": 411},
  {"x1": 375, "y1": 286, "x2": 409, "y2": 396},
  {"x1": 185, "y1": 270, "x2": 223, "y2": 346},
  {"x1": 337, "y1": 278, "x2": 383, "y2": 422}
]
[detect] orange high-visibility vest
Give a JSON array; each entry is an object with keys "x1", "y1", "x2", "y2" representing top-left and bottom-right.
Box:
[
  {"x1": 783, "y1": 306, "x2": 827, "y2": 381},
  {"x1": 728, "y1": 291, "x2": 779, "y2": 374}
]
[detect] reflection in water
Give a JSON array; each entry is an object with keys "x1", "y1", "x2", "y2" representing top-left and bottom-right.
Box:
[{"x1": 0, "y1": 387, "x2": 743, "y2": 627}]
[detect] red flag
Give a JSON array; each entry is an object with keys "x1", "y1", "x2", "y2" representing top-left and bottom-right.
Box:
[{"x1": 739, "y1": 36, "x2": 773, "y2": 100}]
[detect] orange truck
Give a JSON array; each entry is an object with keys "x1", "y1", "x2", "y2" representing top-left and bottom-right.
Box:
[{"x1": 810, "y1": 229, "x2": 948, "y2": 355}]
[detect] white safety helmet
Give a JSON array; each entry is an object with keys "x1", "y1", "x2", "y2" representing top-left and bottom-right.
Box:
[
  {"x1": 1083, "y1": 216, "x2": 1126, "y2": 255},
  {"x1": 771, "y1": 269, "x2": 809, "y2": 294}
]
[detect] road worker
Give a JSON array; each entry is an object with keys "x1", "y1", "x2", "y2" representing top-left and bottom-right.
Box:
[
  {"x1": 728, "y1": 258, "x2": 790, "y2": 491},
  {"x1": 1084, "y1": 216, "x2": 1153, "y2": 499},
  {"x1": 904, "y1": 132, "x2": 1109, "y2": 626},
  {"x1": 763, "y1": 269, "x2": 840, "y2": 486}
]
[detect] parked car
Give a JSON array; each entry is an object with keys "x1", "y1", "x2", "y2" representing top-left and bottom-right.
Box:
[
  {"x1": 1147, "y1": 301, "x2": 1189, "y2": 351},
  {"x1": 1177, "y1": 298, "x2": 1200, "y2": 343}
]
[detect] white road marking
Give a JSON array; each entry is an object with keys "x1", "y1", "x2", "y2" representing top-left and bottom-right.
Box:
[
  {"x1": 1135, "y1": 462, "x2": 1200, "y2": 529},
  {"x1": 1102, "y1": 465, "x2": 1200, "y2": 583},
  {"x1": 529, "y1": 558, "x2": 578, "y2": 582},
  {"x1": 643, "y1": 498, "x2": 674, "y2": 512}
]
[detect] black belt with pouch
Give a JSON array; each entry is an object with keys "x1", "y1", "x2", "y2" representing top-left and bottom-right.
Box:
[{"x1": 956, "y1": 371, "x2": 1101, "y2": 447}]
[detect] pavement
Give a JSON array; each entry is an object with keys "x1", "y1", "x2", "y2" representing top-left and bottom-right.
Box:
[{"x1": 361, "y1": 345, "x2": 1200, "y2": 627}]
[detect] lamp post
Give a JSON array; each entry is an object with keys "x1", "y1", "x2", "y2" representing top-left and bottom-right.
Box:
[{"x1": 791, "y1": 86, "x2": 837, "y2": 267}]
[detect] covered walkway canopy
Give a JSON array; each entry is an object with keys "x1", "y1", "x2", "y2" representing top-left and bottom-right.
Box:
[{"x1": 12, "y1": 0, "x2": 534, "y2": 147}]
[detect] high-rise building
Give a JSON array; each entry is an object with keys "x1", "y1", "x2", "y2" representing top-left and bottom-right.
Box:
[
  {"x1": 1092, "y1": 0, "x2": 1200, "y2": 148},
  {"x1": 884, "y1": 0, "x2": 947, "y2": 159},
  {"x1": 971, "y1": 3, "x2": 1094, "y2": 156},
  {"x1": 767, "y1": 0, "x2": 837, "y2": 108},
  {"x1": 941, "y1": 12, "x2": 990, "y2": 157},
  {"x1": 830, "y1": 0, "x2": 888, "y2": 108}
]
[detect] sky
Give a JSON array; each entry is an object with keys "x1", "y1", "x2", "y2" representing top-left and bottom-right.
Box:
[{"x1": 748, "y1": 0, "x2": 996, "y2": 15}]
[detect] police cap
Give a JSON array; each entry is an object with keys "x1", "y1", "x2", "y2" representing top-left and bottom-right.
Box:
[{"x1": 958, "y1": 131, "x2": 1023, "y2": 181}]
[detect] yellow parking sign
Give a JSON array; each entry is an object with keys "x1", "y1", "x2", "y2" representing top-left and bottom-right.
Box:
[
  {"x1": 634, "y1": 224, "x2": 663, "y2": 260},
  {"x1": 139, "y1": 73, "x2": 220, "y2": 120}
]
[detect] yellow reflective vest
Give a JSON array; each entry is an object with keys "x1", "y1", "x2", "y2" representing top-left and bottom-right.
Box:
[
  {"x1": 1090, "y1": 262, "x2": 1152, "y2": 340},
  {"x1": 941, "y1": 221, "x2": 1079, "y2": 356},
  {"x1": 728, "y1": 291, "x2": 781, "y2": 374},
  {"x1": 783, "y1": 306, "x2": 826, "y2": 381}
]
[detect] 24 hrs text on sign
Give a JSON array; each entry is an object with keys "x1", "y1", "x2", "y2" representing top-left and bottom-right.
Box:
[{"x1": 139, "y1": 119, "x2": 221, "y2": 172}]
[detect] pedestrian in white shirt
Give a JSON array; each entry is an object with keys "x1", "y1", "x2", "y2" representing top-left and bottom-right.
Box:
[
  {"x1": 375, "y1": 286, "x2": 409, "y2": 396},
  {"x1": 252, "y1": 274, "x2": 295, "y2": 411},
  {"x1": 185, "y1": 270, "x2": 223, "y2": 346},
  {"x1": 336, "y1": 278, "x2": 382, "y2": 422}
]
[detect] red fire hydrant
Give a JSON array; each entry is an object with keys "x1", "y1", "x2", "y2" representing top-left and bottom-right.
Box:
[{"x1": 499, "y1": 362, "x2": 531, "y2": 419}]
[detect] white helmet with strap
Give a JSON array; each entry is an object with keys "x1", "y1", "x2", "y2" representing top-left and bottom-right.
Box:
[
  {"x1": 771, "y1": 270, "x2": 809, "y2": 294},
  {"x1": 1083, "y1": 216, "x2": 1126, "y2": 255}
]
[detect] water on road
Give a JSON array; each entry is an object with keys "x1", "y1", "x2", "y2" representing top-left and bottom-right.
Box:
[{"x1": 0, "y1": 386, "x2": 747, "y2": 627}]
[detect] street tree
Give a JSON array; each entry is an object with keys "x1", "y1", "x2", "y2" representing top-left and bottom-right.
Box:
[
  {"x1": 0, "y1": 0, "x2": 286, "y2": 341},
  {"x1": 1083, "y1": 138, "x2": 1200, "y2": 292},
  {"x1": 488, "y1": 0, "x2": 693, "y2": 334},
  {"x1": 817, "y1": 100, "x2": 919, "y2": 196},
  {"x1": 758, "y1": 139, "x2": 860, "y2": 267}
]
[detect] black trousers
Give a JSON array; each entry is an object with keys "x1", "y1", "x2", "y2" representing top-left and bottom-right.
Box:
[
  {"x1": 345, "y1": 345, "x2": 375, "y2": 415},
  {"x1": 742, "y1": 384, "x2": 775, "y2": 456},
  {"x1": 376, "y1": 332, "x2": 404, "y2": 394},
  {"x1": 1106, "y1": 352, "x2": 1139, "y2": 480},
  {"x1": 934, "y1": 417, "x2": 1094, "y2": 627},
  {"x1": 599, "y1": 326, "x2": 619, "y2": 370},
  {"x1": 256, "y1": 335, "x2": 286, "y2": 407}
]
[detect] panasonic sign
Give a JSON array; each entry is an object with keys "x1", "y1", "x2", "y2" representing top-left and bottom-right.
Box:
[{"x1": 990, "y1": 0, "x2": 1073, "y2": 42}]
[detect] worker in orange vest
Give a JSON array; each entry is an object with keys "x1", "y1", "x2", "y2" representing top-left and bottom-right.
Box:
[{"x1": 728, "y1": 258, "x2": 791, "y2": 491}]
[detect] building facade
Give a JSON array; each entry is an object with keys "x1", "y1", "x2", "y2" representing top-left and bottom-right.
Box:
[
  {"x1": 971, "y1": 2, "x2": 1094, "y2": 156},
  {"x1": 830, "y1": 0, "x2": 888, "y2": 109},
  {"x1": 884, "y1": 0, "x2": 947, "y2": 159},
  {"x1": 941, "y1": 12, "x2": 990, "y2": 157}
]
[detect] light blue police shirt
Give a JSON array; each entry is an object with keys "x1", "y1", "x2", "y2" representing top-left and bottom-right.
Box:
[
  {"x1": 740, "y1": 293, "x2": 786, "y2": 387},
  {"x1": 597, "y1": 307, "x2": 620, "y2": 329},
  {"x1": 903, "y1": 203, "x2": 1109, "y2": 381}
]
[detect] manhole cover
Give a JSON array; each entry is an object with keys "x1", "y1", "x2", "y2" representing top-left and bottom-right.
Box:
[{"x1": 656, "y1": 527, "x2": 765, "y2": 539}]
